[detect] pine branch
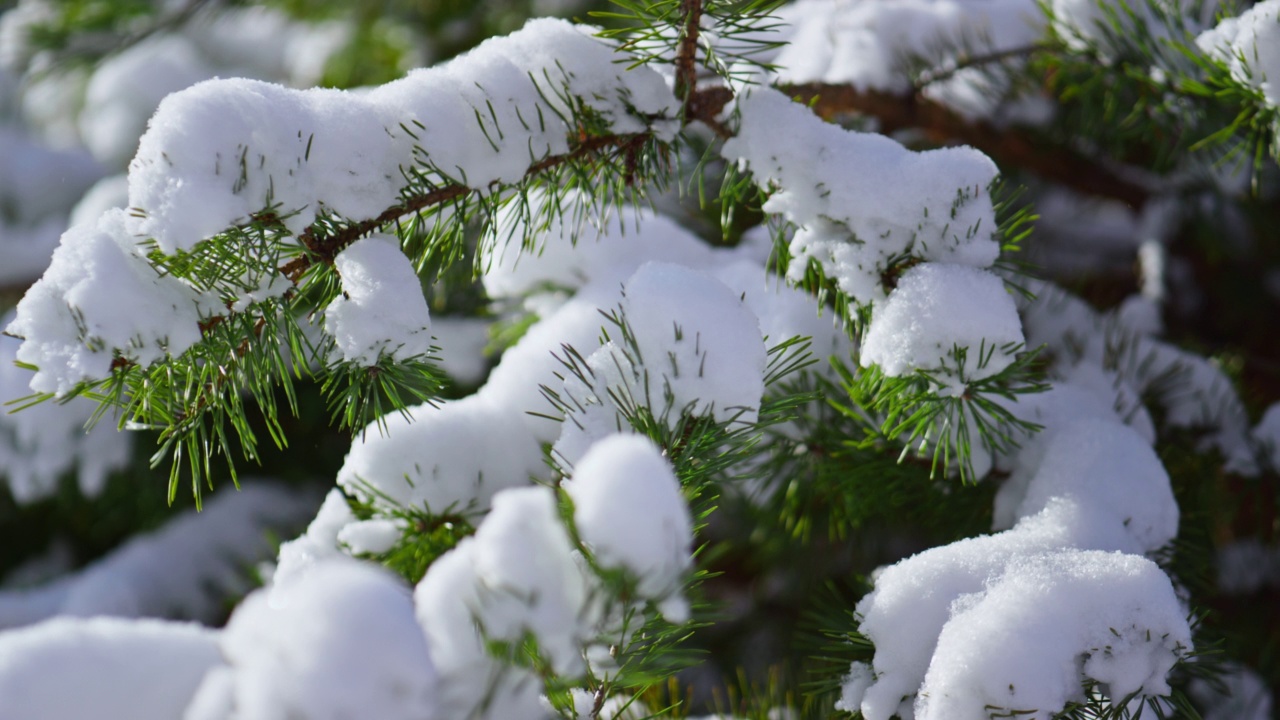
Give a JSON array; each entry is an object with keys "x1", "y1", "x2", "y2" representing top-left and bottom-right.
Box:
[{"x1": 277, "y1": 132, "x2": 656, "y2": 284}]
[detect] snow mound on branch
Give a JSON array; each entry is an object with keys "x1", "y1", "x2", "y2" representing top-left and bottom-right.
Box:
[
  {"x1": 324, "y1": 234, "x2": 432, "y2": 365},
  {"x1": 478, "y1": 296, "x2": 609, "y2": 443},
  {"x1": 566, "y1": 434, "x2": 694, "y2": 621},
  {"x1": 414, "y1": 538, "x2": 545, "y2": 720},
  {"x1": 485, "y1": 194, "x2": 719, "y2": 308},
  {"x1": 860, "y1": 262, "x2": 1022, "y2": 386},
  {"x1": 993, "y1": 418, "x2": 1177, "y2": 552},
  {"x1": 336, "y1": 394, "x2": 544, "y2": 516},
  {"x1": 1197, "y1": 0, "x2": 1280, "y2": 108},
  {"x1": 185, "y1": 558, "x2": 437, "y2": 720},
  {"x1": 914, "y1": 551, "x2": 1190, "y2": 720},
  {"x1": 415, "y1": 486, "x2": 594, "y2": 718},
  {"x1": 127, "y1": 18, "x2": 679, "y2": 252},
  {"x1": 5, "y1": 208, "x2": 217, "y2": 395},
  {"x1": 551, "y1": 262, "x2": 767, "y2": 466},
  {"x1": 771, "y1": 0, "x2": 1043, "y2": 105},
  {"x1": 0, "y1": 616, "x2": 219, "y2": 720},
  {"x1": 722, "y1": 87, "x2": 1000, "y2": 304}
]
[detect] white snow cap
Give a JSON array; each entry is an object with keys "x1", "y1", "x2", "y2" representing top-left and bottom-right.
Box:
[
  {"x1": 126, "y1": 18, "x2": 678, "y2": 253},
  {"x1": 860, "y1": 262, "x2": 1024, "y2": 387},
  {"x1": 1197, "y1": 0, "x2": 1280, "y2": 107},
  {"x1": 993, "y1": 418, "x2": 1178, "y2": 553},
  {"x1": 323, "y1": 233, "x2": 433, "y2": 365},
  {"x1": 470, "y1": 486, "x2": 593, "y2": 675},
  {"x1": 722, "y1": 87, "x2": 1000, "y2": 304},
  {"x1": 414, "y1": 539, "x2": 547, "y2": 720},
  {"x1": 6, "y1": 208, "x2": 216, "y2": 395},
  {"x1": 0, "y1": 617, "x2": 219, "y2": 720},
  {"x1": 187, "y1": 558, "x2": 437, "y2": 720},
  {"x1": 566, "y1": 435, "x2": 694, "y2": 621},
  {"x1": 913, "y1": 551, "x2": 1191, "y2": 720},
  {"x1": 552, "y1": 262, "x2": 768, "y2": 466},
  {"x1": 336, "y1": 394, "x2": 544, "y2": 516}
]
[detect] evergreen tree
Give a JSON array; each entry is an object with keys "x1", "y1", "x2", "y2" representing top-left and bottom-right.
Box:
[{"x1": 0, "y1": 0, "x2": 1278, "y2": 718}]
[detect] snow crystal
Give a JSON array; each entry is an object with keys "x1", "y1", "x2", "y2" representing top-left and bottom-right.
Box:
[
  {"x1": 324, "y1": 234, "x2": 433, "y2": 365},
  {"x1": 127, "y1": 18, "x2": 678, "y2": 253},
  {"x1": 1198, "y1": 0, "x2": 1280, "y2": 108},
  {"x1": 861, "y1": 263, "x2": 1023, "y2": 386},
  {"x1": 5, "y1": 208, "x2": 216, "y2": 395},
  {"x1": 188, "y1": 558, "x2": 437, "y2": 720},
  {"x1": 722, "y1": 87, "x2": 1000, "y2": 304},
  {"x1": 0, "y1": 616, "x2": 219, "y2": 720},
  {"x1": 336, "y1": 394, "x2": 544, "y2": 516},
  {"x1": 565, "y1": 435, "x2": 693, "y2": 620}
]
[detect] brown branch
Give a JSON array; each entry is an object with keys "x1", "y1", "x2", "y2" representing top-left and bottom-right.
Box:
[
  {"x1": 778, "y1": 82, "x2": 1152, "y2": 209},
  {"x1": 278, "y1": 131, "x2": 652, "y2": 284},
  {"x1": 675, "y1": 0, "x2": 705, "y2": 115}
]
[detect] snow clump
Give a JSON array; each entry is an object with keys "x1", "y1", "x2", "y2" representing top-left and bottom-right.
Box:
[
  {"x1": 323, "y1": 234, "x2": 433, "y2": 365},
  {"x1": 722, "y1": 86, "x2": 1000, "y2": 304},
  {"x1": 566, "y1": 434, "x2": 694, "y2": 621}
]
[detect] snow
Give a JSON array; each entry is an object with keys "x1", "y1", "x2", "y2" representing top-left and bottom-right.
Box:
[
  {"x1": 722, "y1": 87, "x2": 1000, "y2": 304},
  {"x1": 551, "y1": 262, "x2": 768, "y2": 466},
  {"x1": 336, "y1": 518, "x2": 405, "y2": 556},
  {"x1": 414, "y1": 538, "x2": 547, "y2": 720},
  {"x1": 565, "y1": 434, "x2": 694, "y2": 620},
  {"x1": 485, "y1": 193, "x2": 719, "y2": 308},
  {"x1": 478, "y1": 296, "x2": 610, "y2": 443},
  {"x1": 324, "y1": 234, "x2": 433, "y2": 366},
  {"x1": 187, "y1": 558, "x2": 437, "y2": 720},
  {"x1": 0, "y1": 484, "x2": 317, "y2": 628},
  {"x1": 915, "y1": 551, "x2": 1190, "y2": 720},
  {"x1": 1197, "y1": 0, "x2": 1280, "y2": 108},
  {"x1": 80, "y1": 35, "x2": 216, "y2": 169},
  {"x1": 1252, "y1": 401, "x2": 1280, "y2": 472},
  {"x1": 127, "y1": 18, "x2": 678, "y2": 253},
  {"x1": 0, "y1": 616, "x2": 219, "y2": 720},
  {"x1": 5, "y1": 208, "x2": 218, "y2": 395},
  {"x1": 469, "y1": 486, "x2": 592, "y2": 675},
  {"x1": 271, "y1": 489, "x2": 356, "y2": 590},
  {"x1": 861, "y1": 262, "x2": 1024, "y2": 386},
  {"x1": 336, "y1": 394, "x2": 544, "y2": 516},
  {"x1": 0, "y1": 312, "x2": 131, "y2": 502},
  {"x1": 992, "y1": 418, "x2": 1177, "y2": 553},
  {"x1": 771, "y1": 0, "x2": 1044, "y2": 119}
]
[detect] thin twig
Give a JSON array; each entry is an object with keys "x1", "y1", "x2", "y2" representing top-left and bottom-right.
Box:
[
  {"x1": 675, "y1": 0, "x2": 705, "y2": 116},
  {"x1": 913, "y1": 43, "x2": 1047, "y2": 91}
]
